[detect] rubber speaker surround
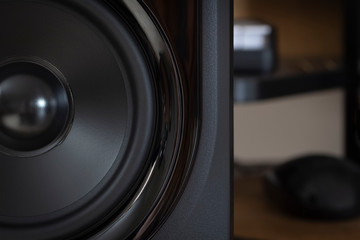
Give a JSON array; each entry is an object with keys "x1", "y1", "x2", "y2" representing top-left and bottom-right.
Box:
[{"x1": 0, "y1": 1, "x2": 186, "y2": 239}]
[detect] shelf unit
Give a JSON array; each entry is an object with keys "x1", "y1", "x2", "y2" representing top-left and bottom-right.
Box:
[{"x1": 233, "y1": 0, "x2": 344, "y2": 102}]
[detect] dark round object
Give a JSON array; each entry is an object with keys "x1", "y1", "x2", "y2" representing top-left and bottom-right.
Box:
[
  {"x1": 0, "y1": 68, "x2": 57, "y2": 139},
  {"x1": 0, "y1": 60, "x2": 72, "y2": 155},
  {"x1": 265, "y1": 155, "x2": 360, "y2": 219}
]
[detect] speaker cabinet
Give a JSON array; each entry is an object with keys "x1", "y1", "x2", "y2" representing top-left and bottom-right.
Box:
[{"x1": 0, "y1": 0, "x2": 232, "y2": 239}]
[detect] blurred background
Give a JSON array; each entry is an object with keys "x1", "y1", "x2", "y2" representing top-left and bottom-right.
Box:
[
  {"x1": 233, "y1": 0, "x2": 344, "y2": 166},
  {"x1": 232, "y1": 0, "x2": 360, "y2": 239}
]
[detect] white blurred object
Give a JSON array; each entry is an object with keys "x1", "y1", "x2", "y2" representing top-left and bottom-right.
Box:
[{"x1": 234, "y1": 19, "x2": 277, "y2": 73}]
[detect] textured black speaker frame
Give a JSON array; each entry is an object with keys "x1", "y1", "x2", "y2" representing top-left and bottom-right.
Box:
[{"x1": 153, "y1": 0, "x2": 233, "y2": 239}]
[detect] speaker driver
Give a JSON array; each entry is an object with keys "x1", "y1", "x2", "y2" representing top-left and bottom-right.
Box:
[{"x1": 0, "y1": 0, "x2": 186, "y2": 239}]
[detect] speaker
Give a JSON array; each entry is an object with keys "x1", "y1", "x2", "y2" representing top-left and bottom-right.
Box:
[{"x1": 0, "y1": 0, "x2": 232, "y2": 239}]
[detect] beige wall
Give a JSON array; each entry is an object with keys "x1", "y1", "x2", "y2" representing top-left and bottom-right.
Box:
[{"x1": 234, "y1": 89, "x2": 344, "y2": 165}]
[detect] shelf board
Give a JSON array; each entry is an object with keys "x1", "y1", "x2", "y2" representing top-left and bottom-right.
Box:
[{"x1": 234, "y1": 58, "x2": 344, "y2": 103}]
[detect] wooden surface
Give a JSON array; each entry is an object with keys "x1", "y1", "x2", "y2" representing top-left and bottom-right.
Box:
[
  {"x1": 233, "y1": 0, "x2": 343, "y2": 59},
  {"x1": 234, "y1": 173, "x2": 360, "y2": 240}
]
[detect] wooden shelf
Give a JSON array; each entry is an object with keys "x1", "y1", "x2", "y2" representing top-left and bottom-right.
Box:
[
  {"x1": 233, "y1": 0, "x2": 343, "y2": 103},
  {"x1": 234, "y1": 58, "x2": 343, "y2": 102}
]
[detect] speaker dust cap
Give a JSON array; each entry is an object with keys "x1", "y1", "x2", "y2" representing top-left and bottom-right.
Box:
[{"x1": 0, "y1": 58, "x2": 73, "y2": 156}]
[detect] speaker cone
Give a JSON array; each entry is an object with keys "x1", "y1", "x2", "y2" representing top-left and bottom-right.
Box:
[{"x1": 0, "y1": 0, "x2": 191, "y2": 239}]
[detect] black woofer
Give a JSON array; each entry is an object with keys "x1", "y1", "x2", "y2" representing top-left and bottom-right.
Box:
[{"x1": 0, "y1": 1, "x2": 161, "y2": 238}]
